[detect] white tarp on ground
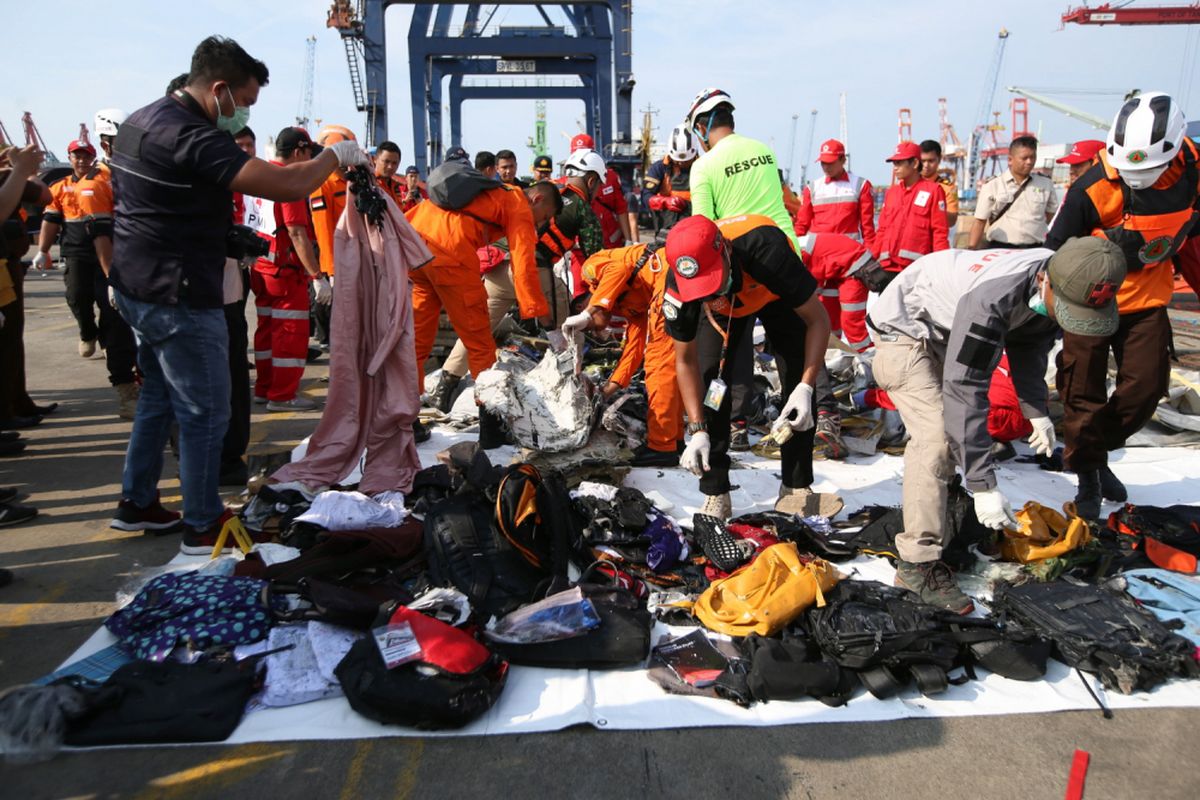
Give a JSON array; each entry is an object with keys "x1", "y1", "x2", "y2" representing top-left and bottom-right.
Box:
[{"x1": 61, "y1": 430, "x2": 1200, "y2": 740}]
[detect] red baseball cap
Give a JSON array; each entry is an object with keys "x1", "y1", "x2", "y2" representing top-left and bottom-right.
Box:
[
  {"x1": 570, "y1": 133, "x2": 595, "y2": 152},
  {"x1": 816, "y1": 139, "x2": 846, "y2": 163},
  {"x1": 664, "y1": 216, "x2": 728, "y2": 302},
  {"x1": 886, "y1": 141, "x2": 921, "y2": 162},
  {"x1": 1056, "y1": 139, "x2": 1105, "y2": 165},
  {"x1": 67, "y1": 139, "x2": 96, "y2": 157}
]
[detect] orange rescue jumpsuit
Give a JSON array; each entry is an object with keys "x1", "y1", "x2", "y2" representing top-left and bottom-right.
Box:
[
  {"x1": 581, "y1": 245, "x2": 681, "y2": 453},
  {"x1": 309, "y1": 172, "x2": 348, "y2": 275},
  {"x1": 405, "y1": 185, "x2": 548, "y2": 388}
]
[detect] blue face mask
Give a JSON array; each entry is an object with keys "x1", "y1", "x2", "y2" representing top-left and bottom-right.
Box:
[
  {"x1": 1028, "y1": 278, "x2": 1049, "y2": 317},
  {"x1": 215, "y1": 86, "x2": 250, "y2": 134}
]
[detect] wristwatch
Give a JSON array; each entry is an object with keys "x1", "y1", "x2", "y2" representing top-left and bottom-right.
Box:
[{"x1": 686, "y1": 420, "x2": 707, "y2": 435}]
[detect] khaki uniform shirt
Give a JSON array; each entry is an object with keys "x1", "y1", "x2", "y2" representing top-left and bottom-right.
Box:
[{"x1": 974, "y1": 170, "x2": 1058, "y2": 245}]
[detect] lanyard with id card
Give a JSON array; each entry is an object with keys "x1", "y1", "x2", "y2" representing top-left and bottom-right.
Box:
[{"x1": 702, "y1": 302, "x2": 735, "y2": 411}]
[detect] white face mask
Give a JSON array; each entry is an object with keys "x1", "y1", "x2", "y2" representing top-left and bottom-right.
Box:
[{"x1": 1118, "y1": 163, "x2": 1169, "y2": 190}]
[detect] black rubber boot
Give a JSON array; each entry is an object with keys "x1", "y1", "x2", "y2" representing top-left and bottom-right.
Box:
[
  {"x1": 413, "y1": 419, "x2": 431, "y2": 444},
  {"x1": 428, "y1": 371, "x2": 463, "y2": 414},
  {"x1": 478, "y1": 408, "x2": 506, "y2": 450},
  {"x1": 1074, "y1": 470, "x2": 1102, "y2": 520},
  {"x1": 1098, "y1": 465, "x2": 1128, "y2": 502}
]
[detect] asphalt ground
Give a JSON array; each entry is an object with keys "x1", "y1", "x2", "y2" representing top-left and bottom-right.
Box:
[{"x1": 1, "y1": 267, "x2": 1198, "y2": 800}]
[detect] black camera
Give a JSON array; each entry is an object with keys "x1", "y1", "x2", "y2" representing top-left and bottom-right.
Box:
[{"x1": 226, "y1": 224, "x2": 270, "y2": 260}]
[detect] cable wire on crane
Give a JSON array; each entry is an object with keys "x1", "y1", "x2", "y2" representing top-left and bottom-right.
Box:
[
  {"x1": 965, "y1": 28, "x2": 1009, "y2": 200},
  {"x1": 297, "y1": 36, "x2": 317, "y2": 129}
]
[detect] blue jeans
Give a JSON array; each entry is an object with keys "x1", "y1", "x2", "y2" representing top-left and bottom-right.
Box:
[{"x1": 115, "y1": 290, "x2": 230, "y2": 529}]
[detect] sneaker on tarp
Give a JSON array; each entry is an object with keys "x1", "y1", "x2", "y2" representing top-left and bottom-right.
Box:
[
  {"x1": 814, "y1": 412, "x2": 848, "y2": 460},
  {"x1": 110, "y1": 495, "x2": 183, "y2": 534},
  {"x1": 729, "y1": 421, "x2": 750, "y2": 452},
  {"x1": 894, "y1": 559, "x2": 974, "y2": 615}
]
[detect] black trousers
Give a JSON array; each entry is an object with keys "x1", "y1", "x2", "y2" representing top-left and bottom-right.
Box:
[
  {"x1": 695, "y1": 300, "x2": 815, "y2": 495},
  {"x1": 311, "y1": 282, "x2": 332, "y2": 346},
  {"x1": 93, "y1": 269, "x2": 137, "y2": 386},
  {"x1": 64, "y1": 255, "x2": 101, "y2": 341},
  {"x1": 221, "y1": 270, "x2": 251, "y2": 468},
  {"x1": 0, "y1": 259, "x2": 34, "y2": 419}
]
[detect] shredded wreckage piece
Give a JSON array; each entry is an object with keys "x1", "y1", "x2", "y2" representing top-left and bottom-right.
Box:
[{"x1": 345, "y1": 165, "x2": 387, "y2": 228}]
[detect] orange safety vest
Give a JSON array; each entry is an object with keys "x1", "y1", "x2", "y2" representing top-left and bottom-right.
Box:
[
  {"x1": 1086, "y1": 139, "x2": 1200, "y2": 313},
  {"x1": 704, "y1": 214, "x2": 787, "y2": 319}
]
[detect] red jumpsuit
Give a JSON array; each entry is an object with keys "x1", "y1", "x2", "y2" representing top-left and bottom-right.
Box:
[
  {"x1": 592, "y1": 168, "x2": 628, "y2": 250},
  {"x1": 250, "y1": 184, "x2": 315, "y2": 402},
  {"x1": 792, "y1": 170, "x2": 877, "y2": 255},
  {"x1": 798, "y1": 232, "x2": 875, "y2": 353},
  {"x1": 875, "y1": 178, "x2": 950, "y2": 273},
  {"x1": 406, "y1": 185, "x2": 548, "y2": 388},
  {"x1": 582, "y1": 245, "x2": 681, "y2": 453}
]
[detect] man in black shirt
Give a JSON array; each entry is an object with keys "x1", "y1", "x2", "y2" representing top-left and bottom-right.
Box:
[
  {"x1": 106, "y1": 36, "x2": 367, "y2": 552},
  {"x1": 662, "y1": 214, "x2": 839, "y2": 520}
]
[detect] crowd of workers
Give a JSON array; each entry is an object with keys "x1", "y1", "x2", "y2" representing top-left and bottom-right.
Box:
[{"x1": 1, "y1": 35, "x2": 1198, "y2": 613}]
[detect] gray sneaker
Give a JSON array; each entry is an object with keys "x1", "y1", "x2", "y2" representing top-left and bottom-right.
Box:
[{"x1": 894, "y1": 560, "x2": 974, "y2": 615}]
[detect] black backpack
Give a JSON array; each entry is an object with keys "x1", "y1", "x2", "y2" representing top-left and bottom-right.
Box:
[
  {"x1": 426, "y1": 160, "x2": 502, "y2": 210},
  {"x1": 992, "y1": 579, "x2": 1200, "y2": 694}
]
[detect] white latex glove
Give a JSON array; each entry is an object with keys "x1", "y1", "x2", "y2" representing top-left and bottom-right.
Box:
[
  {"x1": 330, "y1": 140, "x2": 368, "y2": 167},
  {"x1": 680, "y1": 431, "x2": 711, "y2": 476},
  {"x1": 546, "y1": 330, "x2": 568, "y2": 353},
  {"x1": 1027, "y1": 416, "x2": 1056, "y2": 457},
  {"x1": 561, "y1": 311, "x2": 592, "y2": 335},
  {"x1": 313, "y1": 275, "x2": 333, "y2": 305},
  {"x1": 974, "y1": 488, "x2": 1019, "y2": 531},
  {"x1": 32, "y1": 251, "x2": 51, "y2": 271},
  {"x1": 108, "y1": 285, "x2": 117, "y2": 309},
  {"x1": 774, "y1": 382, "x2": 815, "y2": 432}
]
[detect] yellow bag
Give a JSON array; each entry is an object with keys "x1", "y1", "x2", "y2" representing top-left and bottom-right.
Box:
[
  {"x1": 693, "y1": 543, "x2": 840, "y2": 637},
  {"x1": 1000, "y1": 501, "x2": 1091, "y2": 564}
]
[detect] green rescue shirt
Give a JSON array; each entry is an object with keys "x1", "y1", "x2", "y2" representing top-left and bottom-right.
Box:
[{"x1": 689, "y1": 133, "x2": 796, "y2": 246}]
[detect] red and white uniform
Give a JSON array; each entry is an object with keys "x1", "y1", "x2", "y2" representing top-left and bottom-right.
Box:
[
  {"x1": 875, "y1": 178, "x2": 949, "y2": 272},
  {"x1": 793, "y1": 170, "x2": 877, "y2": 255},
  {"x1": 798, "y1": 232, "x2": 875, "y2": 353},
  {"x1": 592, "y1": 168, "x2": 628, "y2": 249}
]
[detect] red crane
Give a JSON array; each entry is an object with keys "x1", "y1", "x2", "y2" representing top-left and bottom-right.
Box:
[
  {"x1": 1062, "y1": 3, "x2": 1200, "y2": 25},
  {"x1": 21, "y1": 111, "x2": 61, "y2": 166},
  {"x1": 898, "y1": 108, "x2": 912, "y2": 143}
]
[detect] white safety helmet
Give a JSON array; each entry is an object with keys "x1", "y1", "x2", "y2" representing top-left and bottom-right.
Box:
[
  {"x1": 667, "y1": 124, "x2": 697, "y2": 162},
  {"x1": 1106, "y1": 91, "x2": 1187, "y2": 190},
  {"x1": 562, "y1": 148, "x2": 607, "y2": 182},
  {"x1": 94, "y1": 108, "x2": 127, "y2": 138},
  {"x1": 685, "y1": 87, "x2": 734, "y2": 129}
]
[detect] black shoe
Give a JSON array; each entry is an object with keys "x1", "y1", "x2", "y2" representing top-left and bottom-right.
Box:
[
  {"x1": 989, "y1": 440, "x2": 1017, "y2": 462},
  {"x1": 413, "y1": 419, "x2": 432, "y2": 444},
  {"x1": 306, "y1": 346, "x2": 323, "y2": 364},
  {"x1": 1099, "y1": 465, "x2": 1128, "y2": 502},
  {"x1": 0, "y1": 487, "x2": 18, "y2": 504},
  {"x1": 28, "y1": 402, "x2": 58, "y2": 415},
  {"x1": 426, "y1": 371, "x2": 463, "y2": 414},
  {"x1": 218, "y1": 460, "x2": 249, "y2": 487},
  {"x1": 1074, "y1": 470, "x2": 1102, "y2": 520},
  {"x1": 0, "y1": 502, "x2": 38, "y2": 527},
  {"x1": 0, "y1": 568, "x2": 12, "y2": 588},
  {"x1": 729, "y1": 421, "x2": 750, "y2": 452},
  {"x1": 0, "y1": 441, "x2": 26, "y2": 457},
  {"x1": 630, "y1": 444, "x2": 680, "y2": 468},
  {"x1": 0, "y1": 415, "x2": 42, "y2": 430},
  {"x1": 0, "y1": 431, "x2": 19, "y2": 443},
  {"x1": 894, "y1": 560, "x2": 974, "y2": 614},
  {"x1": 109, "y1": 496, "x2": 183, "y2": 533},
  {"x1": 478, "y1": 408, "x2": 506, "y2": 450}
]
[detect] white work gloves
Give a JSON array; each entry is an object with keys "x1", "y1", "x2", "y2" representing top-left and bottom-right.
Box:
[
  {"x1": 974, "y1": 488, "x2": 1019, "y2": 531},
  {"x1": 546, "y1": 329, "x2": 568, "y2": 353},
  {"x1": 32, "y1": 252, "x2": 51, "y2": 271},
  {"x1": 329, "y1": 140, "x2": 368, "y2": 168},
  {"x1": 1027, "y1": 416, "x2": 1056, "y2": 457},
  {"x1": 312, "y1": 275, "x2": 333, "y2": 305},
  {"x1": 108, "y1": 285, "x2": 117, "y2": 310},
  {"x1": 774, "y1": 382, "x2": 815, "y2": 433},
  {"x1": 680, "y1": 431, "x2": 711, "y2": 476},
  {"x1": 561, "y1": 311, "x2": 592, "y2": 336}
]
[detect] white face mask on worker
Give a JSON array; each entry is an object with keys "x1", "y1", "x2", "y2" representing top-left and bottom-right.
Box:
[{"x1": 1118, "y1": 164, "x2": 1168, "y2": 190}]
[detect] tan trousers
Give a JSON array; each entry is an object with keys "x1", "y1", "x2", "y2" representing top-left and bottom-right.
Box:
[
  {"x1": 871, "y1": 335, "x2": 956, "y2": 563},
  {"x1": 442, "y1": 263, "x2": 570, "y2": 378}
]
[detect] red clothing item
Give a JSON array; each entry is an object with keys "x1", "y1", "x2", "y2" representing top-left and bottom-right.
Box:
[
  {"x1": 799, "y1": 232, "x2": 875, "y2": 352},
  {"x1": 399, "y1": 184, "x2": 428, "y2": 214},
  {"x1": 875, "y1": 178, "x2": 949, "y2": 271},
  {"x1": 251, "y1": 268, "x2": 309, "y2": 401},
  {"x1": 256, "y1": 191, "x2": 314, "y2": 272},
  {"x1": 793, "y1": 170, "x2": 877, "y2": 255},
  {"x1": 592, "y1": 168, "x2": 628, "y2": 249}
]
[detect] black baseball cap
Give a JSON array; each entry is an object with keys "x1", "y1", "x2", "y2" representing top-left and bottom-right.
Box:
[
  {"x1": 405, "y1": 164, "x2": 420, "y2": 176},
  {"x1": 275, "y1": 127, "x2": 321, "y2": 156},
  {"x1": 532, "y1": 155, "x2": 553, "y2": 172},
  {"x1": 444, "y1": 146, "x2": 470, "y2": 164}
]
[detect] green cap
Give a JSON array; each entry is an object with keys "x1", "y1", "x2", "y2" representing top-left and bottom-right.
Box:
[{"x1": 1047, "y1": 237, "x2": 1127, "y2": 337}]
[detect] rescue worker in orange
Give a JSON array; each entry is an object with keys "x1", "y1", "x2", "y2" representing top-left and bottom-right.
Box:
[
  {"x1": 874, "y1": 140, "x2": 950, "y2": 288},
  {"x1": 642, "y1": 124, "x2": 697, "y2": 237},
  {"x1": 405, "y1": 149, "x2": 551, "y2": 446},
  {"x1": 563, "y1": 243, "x2": 682, "y2": 467},
  {"x1": 374, "y1": 140, "x2": 404, "y2": 206},
  {"x1": 1047, "y1": 92, "x2": 1200, "y2": 519},
  {"x1": 308, "y1": 124, "x2": 356, "y2": 346}
]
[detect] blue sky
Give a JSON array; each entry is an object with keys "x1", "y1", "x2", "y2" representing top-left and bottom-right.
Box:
[{"x1": 5, "y1": 1, "x2": 1199, "y2": 187}]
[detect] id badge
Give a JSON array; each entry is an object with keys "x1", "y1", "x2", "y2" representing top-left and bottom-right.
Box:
[{"x1": 703, "y1": 378, "x2": 728, "y2": 411}]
